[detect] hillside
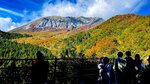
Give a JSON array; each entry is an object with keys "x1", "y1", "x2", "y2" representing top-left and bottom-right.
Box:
[
  {"x1": 0, "y1": 30, "x2": 31, "y2": 39},
  {"x1": 14, "y1": 14, "x2": 150, "y2": 59},
  {"x1": 0, "y1": 31, "x2": 53, "y2": 60},
  {"x1": 10, "y1": 16, "x2": 103, "y2": 32}
]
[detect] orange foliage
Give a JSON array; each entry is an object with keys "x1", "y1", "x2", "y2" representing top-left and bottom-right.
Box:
[{"x1": 85, "y1": 36, "x2": 116, "y2": 57}]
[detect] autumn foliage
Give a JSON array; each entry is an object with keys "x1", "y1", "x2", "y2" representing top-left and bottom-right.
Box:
[{"x1": 2, "y1": 14, "x2": 150, "y2": 60}]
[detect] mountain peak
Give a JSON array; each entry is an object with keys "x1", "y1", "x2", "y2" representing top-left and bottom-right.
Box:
[{"x1": 10, "y1": 16, "x2": 104, "y2": 32}]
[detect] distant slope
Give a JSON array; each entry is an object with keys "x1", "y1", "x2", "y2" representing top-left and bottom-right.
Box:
[
  {"x1": 0, "y1": 30, "x2": 53, "y2": 59},
  {"x1": 0, "y1": 30, "x2": 31, "y2": 39},
  {"x1": 14, "y1": 14, "x2": 150, "y2": 59},
  {"x1": 10, "y1": 16, "x2": 103, "y2": 32}
]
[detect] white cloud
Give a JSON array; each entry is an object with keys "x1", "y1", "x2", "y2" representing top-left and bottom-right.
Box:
[
  {"x1": 0, "y1": 0, "x2": 146, "y2": 32},
  {"x1": 8, "y1": 22, "x2": 20, "y2": 31},
  {"x1": 42, "y1": 0, "x2": 145, "y2": 19},
  {"x1": 22, "y1": 10, "x2": 41, "y2": 25},
  {"x1": 0, "y1": 7, "x2": 24, "y2": 17},
  {"x1": 0, "y1": 17, "x2": 20, "y2": 32}
]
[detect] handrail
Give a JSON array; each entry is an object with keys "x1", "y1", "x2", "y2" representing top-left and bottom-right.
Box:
[{"x1": 0, "y1": 58, "x2": 102, "y2": 84}]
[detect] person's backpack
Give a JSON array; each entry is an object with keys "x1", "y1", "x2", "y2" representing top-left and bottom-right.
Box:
[
  {"x1": 114, "y1": 58, "x2": 126, "y2": 72},
  {"x1": 118, "y1": 59, "x2": 126, "y2": 72},
  {"x1": 98, "y1": 63, "x2": 104, "y2": 81},
  {"x1": 98, "y1": 63, "x2": 109, "y2": 82}
]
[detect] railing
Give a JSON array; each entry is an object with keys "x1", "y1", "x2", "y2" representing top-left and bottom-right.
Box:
[{"x1": 0, "y1": 58, "x2": 114, "y2": 84}]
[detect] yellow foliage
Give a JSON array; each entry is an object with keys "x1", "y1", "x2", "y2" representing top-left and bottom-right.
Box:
[{"x1": 145, "y1": 49, "x2": 150, "y2": 56}]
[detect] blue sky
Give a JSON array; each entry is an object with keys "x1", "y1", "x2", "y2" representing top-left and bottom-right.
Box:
[{"x1": 0, "y1": 0, "x2": 149, "y2": 31}]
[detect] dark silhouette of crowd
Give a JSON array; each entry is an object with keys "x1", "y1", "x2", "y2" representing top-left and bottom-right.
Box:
[
  {"x1": 97, "y1": 51, "x2": 150, "y2": 84},
  {"x1": 30, "y1": 50, "x2": 150, "y2": 84}
]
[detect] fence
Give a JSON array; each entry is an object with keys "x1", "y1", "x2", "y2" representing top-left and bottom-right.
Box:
[{"x1": 0, "y1": 58, "x2": 114, "y2": 84}]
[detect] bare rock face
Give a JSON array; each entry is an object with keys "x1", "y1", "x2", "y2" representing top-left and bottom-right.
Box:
[{"x1": 10, "y1": 16, "x2": 104, "y2": 32}]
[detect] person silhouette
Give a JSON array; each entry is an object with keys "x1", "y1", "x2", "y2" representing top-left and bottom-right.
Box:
[
  {"x1": 142, "y1": 56, "x2": 150, "y2": 84},
  {"x1": 124, "y1": 51, "x2": 135, "y2": 84},
  {"x1": 134, "y1": 54, "x2": 145, "y2": 83},
  {"x1": 98, "y1": 57, "x2": 111, "y2": 84},
  {"x1": 113, "y1": 52, "x2": 126, "y2": 84},
  {"x1": 97, "y1": 57, "x2": 104, "y2": 84},
  {"x1": 31, "y1": 51, "x2": 49, "y2": 84}
]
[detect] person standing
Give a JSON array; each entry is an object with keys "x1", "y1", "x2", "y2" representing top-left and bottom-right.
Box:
[
  {"x1": 97, "y1": 57, "x2": 104, "y2": 84},
  {"x1": 31, "y1": 51, "x2": 49, "y2": 84},
  {"x1": 98, "y1": 57, "x2": 111, "y2": 84},
  {"x1": 134, "y1": 54, "x2": 145, "y2": 84},
  {"x1": 141, "y1": 56, "x2": 150, "y2": 84},
  {"x1": 113, "y1": 52, "x2": 126, "y2": 84},
  {"x1": 124, "y1": 51, "x2": 135, "y2": 84}
]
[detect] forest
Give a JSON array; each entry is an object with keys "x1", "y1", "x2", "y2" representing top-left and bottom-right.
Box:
[
  {"x1": 0, "y1": 31, "x2": 53, "y2": 67},
  {"x1": 0, "y1": 14, "x2": 150, "y2": 62},
  {"x1": 11, "y1": 14, "x2": 150, "y2": 61}
]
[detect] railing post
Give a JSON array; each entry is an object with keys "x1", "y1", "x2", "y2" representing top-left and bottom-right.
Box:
[
  {"x1": 11, "y1": 57, "x2": 16, "y2": 84},
  {"x1": 79, "y1": 57, "x2": 84, "y2": 83},
  {"x1": 53, "y1": 57, "x2": 57, "y2": 84}
]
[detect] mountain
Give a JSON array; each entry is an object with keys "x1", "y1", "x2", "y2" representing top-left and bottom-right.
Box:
[
  {"x1": 10, "y1": 16, "x2": 103, "y2": 32},
  {"x1": 13, "y1": 14, "x2": 150, "y2": 60},
  {"x1": 61, "y1": 14, "x2": 150, "y2": 57}
]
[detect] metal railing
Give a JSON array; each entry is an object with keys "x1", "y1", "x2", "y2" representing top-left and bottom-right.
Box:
[{"x1": 0, "y1": 58, "x2": 113, "y2": 84}]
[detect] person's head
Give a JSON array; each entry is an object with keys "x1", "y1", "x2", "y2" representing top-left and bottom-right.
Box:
[
  {"x1": 118, "y1": 52, "x2": 123, "y2": 57},
  {"x1": 99, "y1": 57, "x2": 104, "y2": 62},
  {"x1": 147, "y1": 56, "x2": 150, "y2": 63},
  {"x1": 36, "y1": 51, "x2": 45, "y2": 61},
  {"x1": 125, "y1": 51, "x2": 131, "y2": 57},
  {"x1": 135, "y1": 54, "x2": 140, "y2": 60},
  {"x1": 103, "y1": 57, "x2": 109, "y2": 65}
]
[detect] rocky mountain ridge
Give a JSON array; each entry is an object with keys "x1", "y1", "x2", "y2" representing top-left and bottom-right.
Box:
[{"x1": 11, "y1": 16, "x2": 104, "y2": 32}]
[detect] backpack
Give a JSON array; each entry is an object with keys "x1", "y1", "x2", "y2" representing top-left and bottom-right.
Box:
[
  {"x1": 113, "y1": 58, "x2": 126, "y2": 72},
  {"x1": 98, "y1": 63, "x2": 110, "y2": 82}
]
